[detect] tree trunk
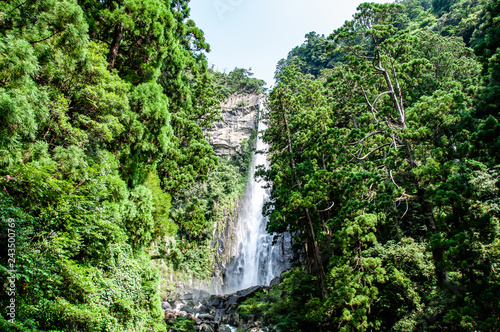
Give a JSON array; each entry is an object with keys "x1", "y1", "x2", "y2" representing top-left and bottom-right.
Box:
[
  {"x1": 374, "y1": 54, "x2": 406, "y2": 129},
  {"x1": 107, "y1": 24, "x2": 124, "y2": 71},
  {"x1": 280, "y1": 100, "x2": 327, "y2": 295}
]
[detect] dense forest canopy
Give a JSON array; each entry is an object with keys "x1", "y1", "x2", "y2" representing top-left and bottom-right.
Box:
[
  {"x1": 209, "y1": 67, "x2": 267, "y2": 97},
  {"x1": 0, "y1": 0, "x2": 499, "y2": 331},
  {"x1": 250, "y1": 0, "x2": 500, "y2": 331},
  {"x1": 0, "y1": 0, "x2": 261, "y2": 330}
]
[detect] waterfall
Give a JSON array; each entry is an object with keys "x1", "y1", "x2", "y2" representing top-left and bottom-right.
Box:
[{"x1": 222, "y1": 107, "x2": 292, "y2": 294}]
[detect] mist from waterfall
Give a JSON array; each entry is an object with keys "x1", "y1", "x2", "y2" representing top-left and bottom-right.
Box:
[{"x1": 221, "y1": 109, "x2": 292, "y2": 295}]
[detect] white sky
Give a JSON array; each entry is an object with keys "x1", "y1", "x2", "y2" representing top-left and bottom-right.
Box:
[{"x1": 189, "y1": 0, "x2": 392, "y2": 87}]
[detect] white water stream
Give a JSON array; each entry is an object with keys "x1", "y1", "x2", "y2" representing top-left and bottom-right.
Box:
[{"x1": 222, "y1": 108, "x2": 292, "y2": 294}]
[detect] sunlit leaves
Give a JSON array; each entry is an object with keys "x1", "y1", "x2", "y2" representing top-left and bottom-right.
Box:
[{"x1": 263, "y1": 1, "x2": 499, "y2": 330}]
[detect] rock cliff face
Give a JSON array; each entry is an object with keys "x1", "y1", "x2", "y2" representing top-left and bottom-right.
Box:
[
  {"x1": 210, "y1": 201, "x2": 241, "y2": 294},
  {"x1": 204, "y1": 93, "x2": 262, "y2": 294},
  {"x1": 159, "y1": 94, "x2": 261, "y2": 295},
  {"x1": 206, "y1": 94, "x2": 260, "y2": 156}
]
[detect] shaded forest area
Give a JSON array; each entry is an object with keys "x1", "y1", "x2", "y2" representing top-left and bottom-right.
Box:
[
  {"x1": 0, "y1": 0, "x2": 266, "y2": 330},
  {"x1": 243, "y1": 0, "x2": 500, "y2": 331}
]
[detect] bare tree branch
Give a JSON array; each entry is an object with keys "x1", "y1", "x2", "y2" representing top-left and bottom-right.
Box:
[
  {"x1": 29, "y1": 30, "x2": 61, "y2": 44},
  {"x1": 317, "y1": 202, "x2": 335, "y2": 213},
  {"x1": 357, "y1": 143, "x2": 391, "y2": 160},
  {"x1": 8, "y1": 0, "x2": 29, "y2": 13},
  {"x1": 348, "y1": 130, "x2": 383, "y2": 146},
  {"x1": 361, "y1": 86, "x2": 380, "y2": 124},
  {"x1": 390, "y1": 170, "x2": 400, "y2": 188},
  {"x1": 390, "y1": 57, "x2": 405, "y2": 124},
  {"x1": 373, "y1": 90, "x2": 392, "y2": 107},
  {"x1": 348, "y1": 45, "x2": 376, "y2": 60}
]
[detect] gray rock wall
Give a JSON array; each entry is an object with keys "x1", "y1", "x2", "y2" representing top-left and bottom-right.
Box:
[
  {"x1": 205, "y1": 93, "x2": 262, "y2": 293},
  {"x1": 206, "y1": 94, "x2": 260, "y2": 156},
  {"x1": 210, "y1": 201, "x2": 241, "y2": 294}
]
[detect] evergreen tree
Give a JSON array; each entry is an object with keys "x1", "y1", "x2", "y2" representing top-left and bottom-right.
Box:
[{"x1": 260, "y1": 2, "x2": 500, "y2": 330}]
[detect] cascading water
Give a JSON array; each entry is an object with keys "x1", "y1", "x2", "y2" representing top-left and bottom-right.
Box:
[{"x1": 222, "y1": 106, "x2": 292, "y2": 294}]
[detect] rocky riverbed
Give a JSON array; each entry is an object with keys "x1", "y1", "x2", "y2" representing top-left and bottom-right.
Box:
[{"x1": 163, "y1": 282, "x2": 279, "y2": 332}]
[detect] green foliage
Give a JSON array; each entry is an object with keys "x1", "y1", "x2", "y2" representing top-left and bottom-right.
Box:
[
  {"x1": 231, "y1": 130, "x2": 257, "y2": 175},
  {"x1": 325, "y1": 215, "x2": 387, "y2": 332},
  {"x1": 120, "y1": 81, "x2": 173, "y2": 185},
  {"x1": 238, "y1": 269, "x2": 322, "y2": 332},
  {"x1": 368, "y1": 238, "x2": 437, "y2": 330},
  {"x1": 166, "y1": 158, "x2": 247, "y2": 280},
  {"x1": 166, "y1": 317, "x2": 196, "y2": 332},
  {"x1": 473, "y1": 0, "x2": 500, "y2": 163},
  {"x1": 474, "y1": 0, "x2": 500, "y2": 110},
  {"x1": 433, "y1": 0, "x2": 483, "y2": 46},
  {"x1": 0, "y1": 0, "x2": 223, "y2": 329},
  {"x1": 263, "y1": 1, "x2": 500, "y2": 330},
  {"x1": 276, "y1": 32, "x2": 342, "y2": 79},
  {"x1": 0, "y1": 163, "x2": 165, "y2": 331},
  {"x1": 2, "y1": 0, "x2": 498, "y2": 330},
  {"x1": 210, "y1": 67, "x2": 267, "y2": 97},
  {"x1": 144, "y1": 170, "x2": 176, "y2": 239}
]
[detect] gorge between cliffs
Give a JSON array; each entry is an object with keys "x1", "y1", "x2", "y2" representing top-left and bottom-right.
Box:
[
  {"x1": 208, "y1": 95, "x2": 292, "y2": 295},
  {"x1": 162, "y1": 94, "x2": 293, "y2": 332}
]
